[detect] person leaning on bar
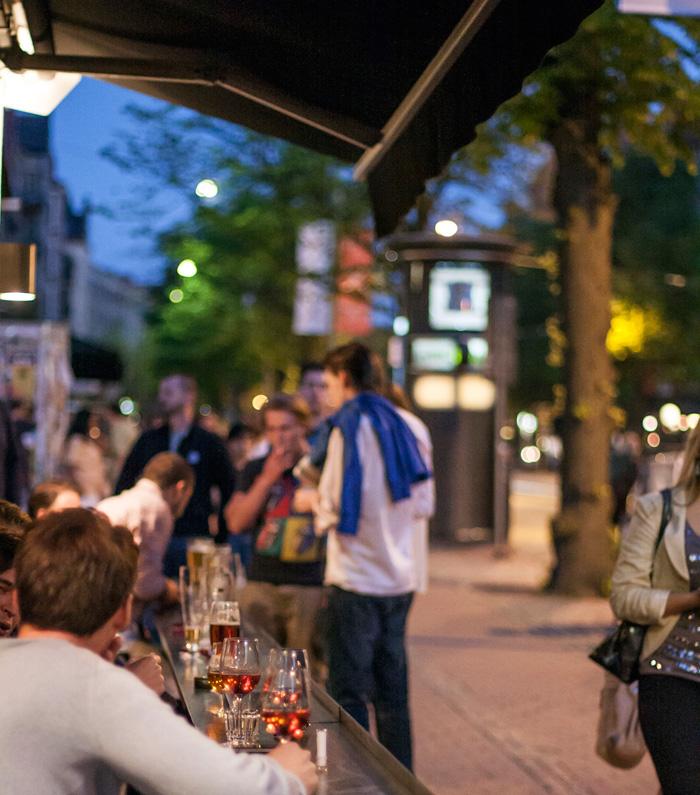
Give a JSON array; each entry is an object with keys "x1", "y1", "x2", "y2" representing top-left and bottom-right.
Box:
[{"x1": 0, "y1": 508, "x2": 317, "y2": 795}]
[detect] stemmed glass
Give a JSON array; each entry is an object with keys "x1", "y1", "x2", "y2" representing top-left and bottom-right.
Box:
[
  {"x1": 207, "y1": 642, "x2": 227, "y2": 718},
  {"x1": 261, "y1": 653, "x2": 310, "y2": 744},
  {"x1": 221, "y1": 637, "x2": 261, "y2": 747}
]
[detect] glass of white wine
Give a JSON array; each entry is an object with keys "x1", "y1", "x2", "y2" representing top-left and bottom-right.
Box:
[{"x1": 179, "y1": 565, "x2": 207, "y2": 653}]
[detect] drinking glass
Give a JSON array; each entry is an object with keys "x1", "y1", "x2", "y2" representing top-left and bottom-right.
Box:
[
  {"x1": 265, "y1": 648, "x2": 312, "y2": 700},
  {"x1": 186, "y1": 537, "x2": 216, "y2": 587},
  {"x1": 261, "y1": 656, "x2": 310, "y2": 744},
  {"x1": 207, "y1": 547, "x2": 236, "y2": 603},
  {"x1": 221, "y1": 637, "x2": 261, "y2": 747},
  {"x1": 179, "y1": 566, "x2": 208, "y2": 653},
  {"x1": 207, "y1": 642, "x2": 227, "y2": 718},
  {"x1": 209, "y1": 600, "x2": 240, "y2": 648}
]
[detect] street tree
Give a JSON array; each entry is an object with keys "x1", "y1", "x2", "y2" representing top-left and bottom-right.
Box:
[
  {"x1": 444, "y1": 2, "x2": 700, "y2": 594},
  {"x1": 103, "y1": 107, "x2": 369, "y2": 404}
]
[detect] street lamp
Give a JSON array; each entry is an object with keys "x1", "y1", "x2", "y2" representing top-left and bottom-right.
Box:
[
  {"x1": 195, "y1": 179, "x2": 218, "y2": 199},
  {"x1": 177, "y1": 259, "x2": 197, "y2": 277},
  {"x1": 434, "y1": 219, "x2": 458, "y2": 237}
]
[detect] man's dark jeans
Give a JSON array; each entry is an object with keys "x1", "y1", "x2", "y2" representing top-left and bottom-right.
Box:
[{"x1": 326, "y1": 585, "x2": 414, "y2": 770}]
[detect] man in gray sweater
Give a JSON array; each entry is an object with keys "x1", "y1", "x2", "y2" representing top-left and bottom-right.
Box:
[{"x1": 0, "y1": 508, "x2": 316, "y2": 795}]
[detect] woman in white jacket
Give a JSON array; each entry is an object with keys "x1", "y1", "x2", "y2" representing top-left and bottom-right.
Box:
[{"x1": 611, "y1": 425, "x2": 700, "y2": 794}]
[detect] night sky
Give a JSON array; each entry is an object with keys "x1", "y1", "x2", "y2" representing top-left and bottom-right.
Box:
[
  {"x1": 50, "y1": 77, "x2": 185, "y2": 285},
  {"x1": 49, "y1": 78, "x2": 503, "y2": 288}
]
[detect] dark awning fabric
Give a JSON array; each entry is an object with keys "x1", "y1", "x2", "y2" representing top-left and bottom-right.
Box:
[
  {"x1": 71, "y1": 337, "x2": 123, "y2": 382},
  {"x1": 20, "y1": 1, "x2": 602, "y2": 236}
]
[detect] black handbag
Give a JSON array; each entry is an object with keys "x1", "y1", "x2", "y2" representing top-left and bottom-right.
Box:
[{"x1": 589, "y1": 488, "x2": 672, "y2": 683}]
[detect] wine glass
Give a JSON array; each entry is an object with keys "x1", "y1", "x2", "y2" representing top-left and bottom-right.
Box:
[
  {"x1": 221, "y1": 637, "x2": 261, "y2": 747},
  {"x1": 207, "y1": 642, "x2": 227, "y2": 718},
  {"x1": 265, "y1": 648, "x2": 312, "y2": 701},
  {"x1": 209, "y1": 600, "x2": 240, "y2": 649},
  {"x1": 261, "y1": 656, "x2": 310, "y2": 744}
]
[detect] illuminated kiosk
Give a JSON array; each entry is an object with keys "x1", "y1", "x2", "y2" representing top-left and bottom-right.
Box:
[{"x1": 381, "y1": 233, "x2": 518, "y2": 545}]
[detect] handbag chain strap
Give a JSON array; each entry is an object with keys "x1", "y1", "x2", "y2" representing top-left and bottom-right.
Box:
[{"x1": 653, "y1": 488, "x2": 673, "y2": 561}]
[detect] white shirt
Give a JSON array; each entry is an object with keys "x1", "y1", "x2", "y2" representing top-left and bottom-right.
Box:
[
  {"x1": 316, "y1": 414, "x2": 434, "y2": 596},
  {"x1": 98, "y1": 479, "x2": 173, "y2": 602},
  {"x1": 0, "y1": 637, "x2": 303, "y2": 795},
  {"x1": 397, "y1": 408, "x2": 435, "y2": 594}
]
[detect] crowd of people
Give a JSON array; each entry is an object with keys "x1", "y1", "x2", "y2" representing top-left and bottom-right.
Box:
[{"x1": 0, "y1": 341, "x2": 436, "y2": 794}]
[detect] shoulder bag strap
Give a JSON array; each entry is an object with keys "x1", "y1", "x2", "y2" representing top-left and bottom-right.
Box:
[{"x1": 653, "y1": 487, "x2": 673, "y2": 555}]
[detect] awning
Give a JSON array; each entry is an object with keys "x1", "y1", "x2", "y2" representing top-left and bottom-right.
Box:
[
  {"x1": 16, "y1": 1, "x2": 602, "y2": 236},
  {"x1": 71, "y1": 337, "x2": 123, "y2": 382}
]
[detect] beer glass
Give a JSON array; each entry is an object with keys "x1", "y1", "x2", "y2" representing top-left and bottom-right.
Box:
[
  {"x1": 209, "y1": 600, "x2": 240, "y2": 647},
  {"x1": 179, "y1": 565, "x2": 208, "y2": 653}
]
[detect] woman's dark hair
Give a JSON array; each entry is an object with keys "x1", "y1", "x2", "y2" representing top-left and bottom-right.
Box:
[
  {"x1": 323, "y1": 343, "x2": 387, "y2": 393},
  {"x1": 67, "y1": 408, "x2": 91, "y2": 438},
  {"x1": 228, "y1": 421, "x2": 254, "y2": 442}
]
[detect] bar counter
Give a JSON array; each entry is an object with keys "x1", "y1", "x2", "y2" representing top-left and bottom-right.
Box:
[{"x1": 155, "y1": 611, "x2": 433, "y2": 795}]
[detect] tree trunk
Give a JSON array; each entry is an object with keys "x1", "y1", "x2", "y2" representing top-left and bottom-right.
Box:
[{"x1": 548, "y1": 121, "x2": 616, "y2": 596}]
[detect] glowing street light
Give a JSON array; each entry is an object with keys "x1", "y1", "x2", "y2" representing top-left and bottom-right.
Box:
[
  {"x1": 434, "y1": 219, "x2": 459, "y2": 237},
  {"x1": 177, "y1": 258, "x2": 197, "y2": 278},
  {"x1": 516, "y1": 411, "x2": 538, "y2": 436},
  {"x1": 118, "y1": 397, "x2": 135, "y2": 416},
  {"x1": 195, "y1": 179, "x2": 218, "y2": 199},
  {"x1": 252, "y1": 394, "x2": 269, "y2": 411},
  {"x1": 393, "y1": 316, "x2": 410, "y2": 336},
  {"x1": 659, "y1": 402, "x2": 681, "y2": 431},
  {"x1": 642, "y1": 415, "x2": 658, "y2": 432},
  {"x1": 169, "y1": 288, "x2": 184, "y2": 304}
]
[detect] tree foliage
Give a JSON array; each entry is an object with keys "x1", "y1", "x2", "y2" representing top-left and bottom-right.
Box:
[
  {"x1": 103, "y1": 107, "x2": 370, "y2": 404},
  {"x1": 434, "y1": 1, "x2": 700, "y2": 594}
]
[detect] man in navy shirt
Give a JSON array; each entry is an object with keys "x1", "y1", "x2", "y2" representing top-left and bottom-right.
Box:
[{"x1": 116, "y1": 375, "x2": 235, "y2": 577}]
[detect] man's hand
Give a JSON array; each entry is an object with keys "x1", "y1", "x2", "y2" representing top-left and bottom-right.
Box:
[
  {"x1": 126, "y1": 653, "x2": 166, "y2": 695},
  {"x1": 293, "y1": 488, "x2": 319, "y2": 515},
  {"x1": 269, "y1": 742, "x2": 318, "y2": 794},
  {"x1": 261, "y1": 445, "x2": 297, "y2": 484}
]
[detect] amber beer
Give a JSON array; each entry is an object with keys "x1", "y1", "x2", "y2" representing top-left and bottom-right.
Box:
[
  {"x1": 210, "y1": 621, "x2": 240, "y2": 646},
  {"x1": 186, "y1": 539, "x2": 215, "y2": 585},
  {"x1": 184, "y1": 625, "x2": 201, "y2": 648}
]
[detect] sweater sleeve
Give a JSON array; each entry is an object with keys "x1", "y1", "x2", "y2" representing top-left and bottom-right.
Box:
[
  {"x1": 88, "y1": 659, "x2": 304, "y2": 795},
  {"x1": 610, "y1": 492, "x2": 671, "y2": 625},
  {"x1": 315, "y1": 427, "x2": 344, "y2": 536}
]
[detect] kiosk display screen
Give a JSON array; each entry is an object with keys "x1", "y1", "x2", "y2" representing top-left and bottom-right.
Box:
[
  {"x1": 411, "y1": 337, "x2": 461, "y2": 372},
  {"x1": 428, "y1": 262, "x2": 490, "y2": 332}
]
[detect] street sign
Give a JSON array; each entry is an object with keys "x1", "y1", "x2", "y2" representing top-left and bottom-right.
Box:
[{"x1": 292, "y1": 220, "x2": 334, "y2": 336}]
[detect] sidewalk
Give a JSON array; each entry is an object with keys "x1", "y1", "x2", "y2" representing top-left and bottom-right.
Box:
[{"x1": 409, "y1": 471, "x2": 658, "y2": 795}]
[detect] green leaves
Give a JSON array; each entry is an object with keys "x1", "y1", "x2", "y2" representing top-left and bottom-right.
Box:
[{"x1": 106, "y1": 111, "x2": 370, "y2": 404}]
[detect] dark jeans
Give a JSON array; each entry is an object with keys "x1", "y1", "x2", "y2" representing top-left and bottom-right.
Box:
[
  {"x1": 638, "y1": 674, "x2": 700, "y2": 794},
  {"x1": 326, "y1": 585, "x2": 414, "y2": 770}
]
